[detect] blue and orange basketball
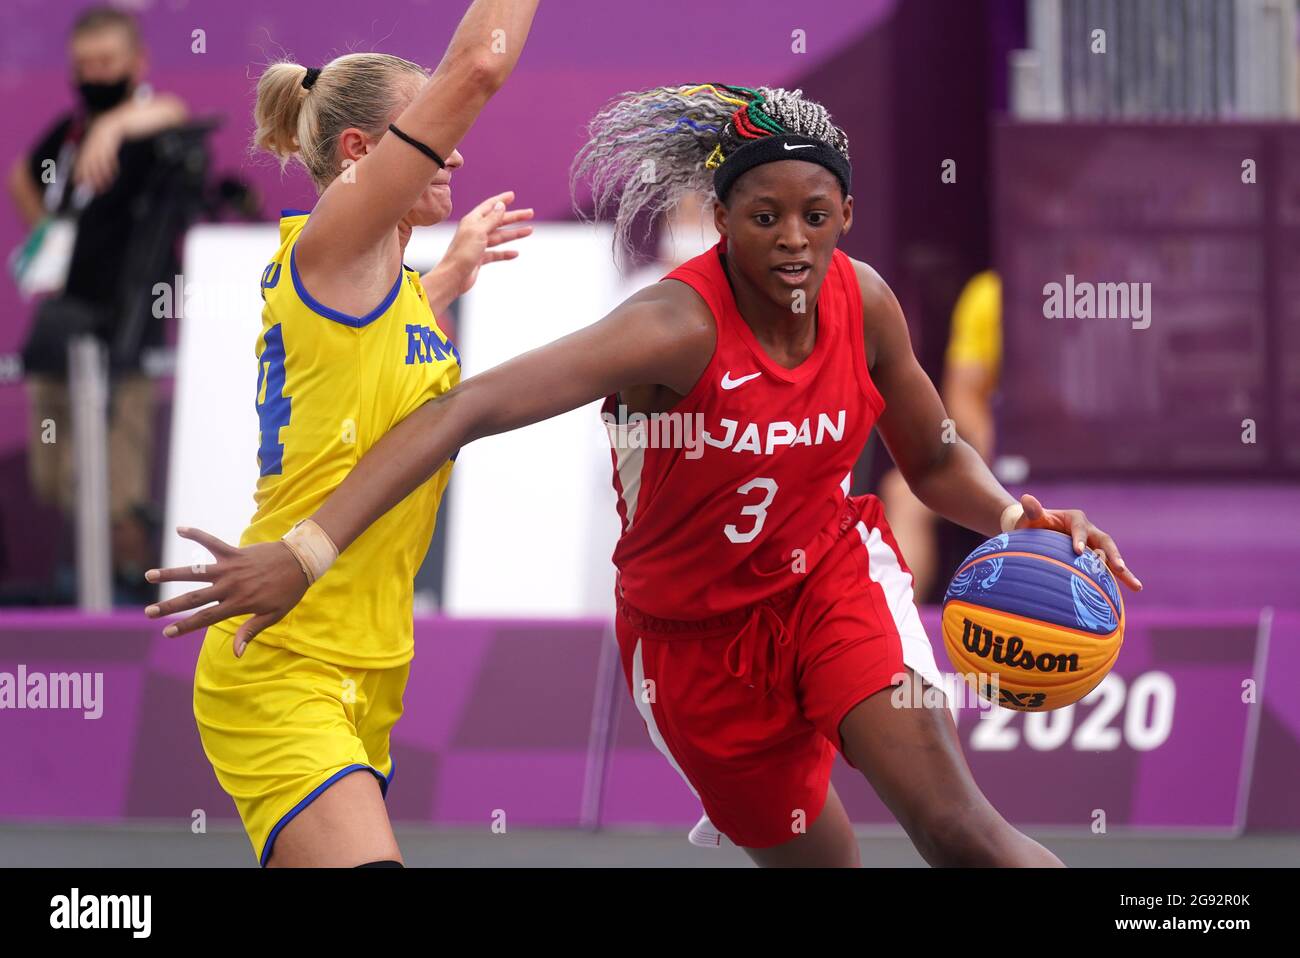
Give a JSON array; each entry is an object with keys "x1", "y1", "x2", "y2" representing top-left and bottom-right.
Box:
[{"x1": 941, "y1": 528, "x2": 1124, "y2": 712}]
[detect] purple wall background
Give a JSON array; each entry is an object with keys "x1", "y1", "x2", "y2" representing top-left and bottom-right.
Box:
[{"x1": 996, "y1": 121, "x2": 1300, "y2": 478}]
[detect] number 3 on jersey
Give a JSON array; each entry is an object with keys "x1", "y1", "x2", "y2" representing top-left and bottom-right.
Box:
[
  {"x1": 256, "y1": 324, "x2": 292, "y2": 477},
  {"x1": 725, "y1": 477, "x2": 778, "y2": 544}
]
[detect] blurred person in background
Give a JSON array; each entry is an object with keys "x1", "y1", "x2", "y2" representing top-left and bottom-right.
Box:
[
  {"x1": 7, "y1": 6, "x2": 188, "y2": 604},
  {"x1": 878, "y1": 269, "x2": 1000, "y2": 604}
]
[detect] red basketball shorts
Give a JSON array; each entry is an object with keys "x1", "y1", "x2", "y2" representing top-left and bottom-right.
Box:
[{"x1": 614, "y1": 494, "x2": 945, "y2": 850}]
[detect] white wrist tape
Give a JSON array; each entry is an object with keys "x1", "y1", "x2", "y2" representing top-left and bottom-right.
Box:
[
  {"x1": 281, "y1": 519, "x2": 339, "y2": 585},
  {"x1": 999, "y1": 502, "x2": 1025, "y2": 533}
]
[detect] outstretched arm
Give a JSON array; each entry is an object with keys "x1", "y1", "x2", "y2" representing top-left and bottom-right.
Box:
[
  {"x1": 146, "y1": 280, "x2": 714, "y2": 649},
  {"x1": 317, "y1": 283, "x2": 709, "y2": 550},
  {"x1": 858, "y1": 260, "x2": 1141, "y2": 591}
]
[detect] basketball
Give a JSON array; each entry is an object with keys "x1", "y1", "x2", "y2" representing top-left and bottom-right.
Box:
[{"x1": 942, "y1": 528, "x2": 1124, "y2": 712}]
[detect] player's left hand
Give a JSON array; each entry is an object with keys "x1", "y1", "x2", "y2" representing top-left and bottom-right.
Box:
[
  {"x1": 1014, "y1": 493, "x2": 1143, "y2": 591},
  {"x1": 444, "y1": 190, "x2": 535, "y2": 297}
]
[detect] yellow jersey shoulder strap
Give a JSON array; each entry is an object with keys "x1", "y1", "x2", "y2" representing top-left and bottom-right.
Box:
[{"x1": 258, "y1": 210, "x2": 310, "y2": 303}]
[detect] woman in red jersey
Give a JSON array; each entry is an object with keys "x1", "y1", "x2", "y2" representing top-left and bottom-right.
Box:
[{"x1": 148, "y1": 84, "x2": 1142, "y2": 867}]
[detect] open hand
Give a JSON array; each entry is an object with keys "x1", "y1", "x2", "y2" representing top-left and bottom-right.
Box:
[
  {"x1": 445, "y1": 190, "x2": 535, "y2": 297},
  {"x1": 144, "y1": 526, "x2": 310, "y2": 657}
]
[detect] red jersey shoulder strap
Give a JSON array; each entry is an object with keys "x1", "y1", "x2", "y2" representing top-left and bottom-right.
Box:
[
  {"x1": 828, "y1": 248, "x2": 863, "y2": 320},
  {"x1": 829, "y1": 249, "x2": 886, "y2": 415}
]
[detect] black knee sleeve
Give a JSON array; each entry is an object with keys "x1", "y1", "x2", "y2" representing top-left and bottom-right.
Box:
[{"x1": 356, "y1": 859, "x2": 404, "y2": 868}]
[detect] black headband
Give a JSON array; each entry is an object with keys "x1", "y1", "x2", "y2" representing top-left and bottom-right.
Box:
[
  {"x1": 302, "y1": 67, "x2": 321, "y2": 90},
  {"x1": 712, "y1": 133, "x2": 851, "y2": 203}
]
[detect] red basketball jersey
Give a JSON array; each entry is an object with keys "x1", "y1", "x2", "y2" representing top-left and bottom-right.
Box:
[{"x1": 604, "y1": 243, "x2": 885, "y2": 619}]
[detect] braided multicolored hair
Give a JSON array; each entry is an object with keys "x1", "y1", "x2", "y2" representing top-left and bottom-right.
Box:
[{"x1": 570, "y1": 83, "x2": 849, "y2": 259}]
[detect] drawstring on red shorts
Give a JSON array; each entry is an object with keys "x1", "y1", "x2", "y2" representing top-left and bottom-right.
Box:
[{"x1": 723, "y1": 603, "x2": 794, "y2": 696}]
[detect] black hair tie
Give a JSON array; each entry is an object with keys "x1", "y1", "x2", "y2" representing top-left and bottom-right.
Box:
[
  {"x1": 386, "y1": 123, "x2": 446, "y2": 168},
  {"x1": 302, "y1": 67, "x2": 321, "y2": 91}
]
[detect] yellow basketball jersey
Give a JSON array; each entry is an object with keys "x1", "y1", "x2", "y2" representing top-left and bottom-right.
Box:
[{"x1": 209, "y1": 211, "x2": 461, "y2": 669}]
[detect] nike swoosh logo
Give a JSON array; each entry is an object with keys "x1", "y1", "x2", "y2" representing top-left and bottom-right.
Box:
[
  {"x1": 783, "y1": 143, "x2": 816, "y2": 151},
  {"x1": 721, "y1": 371, "x2": 762, "y2": 390}
]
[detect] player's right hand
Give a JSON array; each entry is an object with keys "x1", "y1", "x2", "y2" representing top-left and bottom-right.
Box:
[{"x1": 144, "y1": 526, "x2": 310, "y2": 657}]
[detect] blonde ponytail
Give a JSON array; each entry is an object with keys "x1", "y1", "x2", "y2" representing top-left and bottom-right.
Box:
[
  {"x1": 252, "y1": 62, "x2": 311, "y2": 163},
  {"x1": 252, "y1": 54, "x2": 428, "y2": 189}
]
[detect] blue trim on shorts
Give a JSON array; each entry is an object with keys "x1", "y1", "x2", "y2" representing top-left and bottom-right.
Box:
[
  {"x1": 280, "y1": 208, "x2": 312, "y2": 217},
  {"x1": 259, "y1": 763, "x2": 391, "y2": 867}
]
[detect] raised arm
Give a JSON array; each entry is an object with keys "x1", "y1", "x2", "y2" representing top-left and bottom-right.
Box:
[
  {"x1": 859, "y1": 260, "x2": 1141, "y2": 591},
  {"x1": 147, "y1": 280, "x2": 715, "y2": 649},
  {"x1": 302, "y1": 0, "x2": 540, "y2": 263}
]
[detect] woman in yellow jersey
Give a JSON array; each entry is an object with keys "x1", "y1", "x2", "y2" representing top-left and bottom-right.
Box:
[{"x1": 149, "y1": 0, "x2": 542, "y2": 867}]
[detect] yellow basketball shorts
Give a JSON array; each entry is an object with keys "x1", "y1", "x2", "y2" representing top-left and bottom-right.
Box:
[{"x1": 193, "y1": 625, "x2": 407, "y2": 865}]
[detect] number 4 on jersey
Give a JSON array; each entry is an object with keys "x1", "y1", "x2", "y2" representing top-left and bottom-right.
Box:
[{"x1": 256, "y1": 324, "x2": 292, "y2": 477}]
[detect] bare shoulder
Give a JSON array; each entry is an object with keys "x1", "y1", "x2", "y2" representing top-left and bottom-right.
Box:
[{"x1": 847, "y1": 257, "x2": 899, "y2": 317}]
